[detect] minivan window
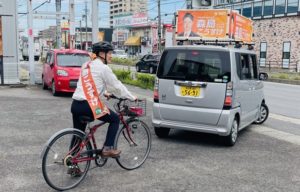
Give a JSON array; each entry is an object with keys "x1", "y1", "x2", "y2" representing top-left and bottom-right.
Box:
[
  {"x1": 236, "y1": 53, "x2": 258, "y2": 80},
  {"x1": 57, "y1": 54, "x2": 90, "y2": 67},
  {"x1": 157, "y1": 49, "x2": 231, "y2": 82}
]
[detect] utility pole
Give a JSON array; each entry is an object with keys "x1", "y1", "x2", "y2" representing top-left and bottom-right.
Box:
[
  {"x1": 158, "y1": 0, "x2": 162, "y2": 53},
  {"x1": 80, "y1": 20, "x2": 83, "y2": 49},
  {"x1": 92, "y1": 0, "x2": 98, "y2": 44},
  {"x1": 69, "y1": 0, "x2": 75, "y2": 49},
  {"x1": 55, "y1": 0, "x2": 62, "y2": 48},
  {"x1": 27, "y1": 0, "x2": 35, "y2": 85},
  {"x1": 84, "y1": 1, "x2": 88, "y2": 50}
]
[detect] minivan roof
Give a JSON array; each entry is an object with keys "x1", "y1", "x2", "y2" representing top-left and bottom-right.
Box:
[{"x1": 165, "y1": 45, "x2": 255, "y2": 54}]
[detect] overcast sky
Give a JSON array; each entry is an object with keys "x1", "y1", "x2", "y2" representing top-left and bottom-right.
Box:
[{"x1": 17, "y1": 0, "x2": 186, "y2": 36}]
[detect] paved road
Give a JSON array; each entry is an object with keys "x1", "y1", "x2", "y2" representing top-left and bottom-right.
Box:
[
  {"x1": 0, "y1": 85, "x2": 299, "y2": 192},
  {"x1": 264, "y1": 81, "x2": 300, "y2": 119}
]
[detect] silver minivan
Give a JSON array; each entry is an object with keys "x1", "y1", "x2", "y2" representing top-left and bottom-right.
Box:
[{"x1": 152, "y1": 45, "x2": 269, "y2": 146}]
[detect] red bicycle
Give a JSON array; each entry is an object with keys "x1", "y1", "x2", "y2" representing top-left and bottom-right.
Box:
[{"x1": 41, "y1": 95, "x2": 151, "y2": 191}]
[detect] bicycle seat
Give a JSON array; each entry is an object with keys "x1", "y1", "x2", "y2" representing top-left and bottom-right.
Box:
[{"x1": 79, "y1": 116, "x2": 94, "y2": 123}]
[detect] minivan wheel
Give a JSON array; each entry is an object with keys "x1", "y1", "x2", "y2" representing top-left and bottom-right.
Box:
[
  {"x1": 154, "y1": 127, "x2": 170, "y2": 138},
  {"x1": 223, "y1": 118, "x2": 238, "y2": 146},
  {"x1": 52, "y1": 80, "x2": 58, "y2": 96},
  {"x1": 253, "y1": 103, "x2": 269, "y2": 124}
]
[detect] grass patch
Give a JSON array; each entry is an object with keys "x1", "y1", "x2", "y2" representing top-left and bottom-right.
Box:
[
  {"x1": 270, "y1": 72, "x2": 300, "y2": 81},
  {"x1": 112, "y1": 57, "x2": 138, "y2": 66},
  {"x1": 113, "y1": 69, "x2": 155, "y2": 90}
]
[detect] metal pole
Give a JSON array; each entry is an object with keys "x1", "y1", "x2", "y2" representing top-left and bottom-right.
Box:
[
  {"x1": 80, "y1": 20, "x2": 83, "y2": 49},
  {"x1": 56, "y1": 0, "x2": 62, "y2": 48},
  {"x1": 27, "y1": 0, "x2": 35, "y2": 85},
  {"x1": 65, "y1": 31, "x2": 67, "y2": 48},
  {"x1": 92, "y1": 0, "x2": 98, "y2": 43},
  {"x1": 85, "y1": 1, "x2": 88, "y2": 50},
  {"x1": 158, "y1": 0, "x2": 162, "y2": 53},
  {"x1": 69, "y1": 0, "x2": 75, "y2": 49}
]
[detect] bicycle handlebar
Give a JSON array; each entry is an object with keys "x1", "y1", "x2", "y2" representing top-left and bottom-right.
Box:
[{"x1": 108, "y1": 94, "x2": 143, "y2": 102}]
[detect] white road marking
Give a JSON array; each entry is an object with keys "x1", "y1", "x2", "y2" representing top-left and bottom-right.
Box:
[
  {"x1": 269, "y1": 113, "x2": 300, "y2": 125},
  {"x1": 252, "y1": 125, "x2": 300, "y2": 146}
]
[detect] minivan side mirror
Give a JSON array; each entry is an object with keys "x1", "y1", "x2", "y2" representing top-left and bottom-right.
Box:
[{"x1": 259, "y1": 72, "x2": 268, "y2": 80}]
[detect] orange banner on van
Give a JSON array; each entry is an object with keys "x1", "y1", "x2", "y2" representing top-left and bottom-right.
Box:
[
  {"x1": 176, "y1": 9, "x2": 230, "y2": 40},
  {"x1": 229, "y1": 12, "x2": 253, "y2": 43},
  {"x1": 176, "y1": 9, "x2": 253, "y2": 43}
]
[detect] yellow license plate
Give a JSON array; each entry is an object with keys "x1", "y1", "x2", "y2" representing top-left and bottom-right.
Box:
[{"x1": 180, "y1": 86, "x2": 200, "y2": 97}]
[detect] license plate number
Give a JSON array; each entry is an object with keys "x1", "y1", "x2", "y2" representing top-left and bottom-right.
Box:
[{"x1": 180, "y1": 86, "x2": 200, "y2": 97}]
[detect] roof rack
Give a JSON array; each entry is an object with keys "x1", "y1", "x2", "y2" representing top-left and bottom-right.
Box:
[{"x1": 176, "y1": 39, "x2": 254, "y2": 50}]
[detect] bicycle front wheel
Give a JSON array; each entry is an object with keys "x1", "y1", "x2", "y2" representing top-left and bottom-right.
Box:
[
  {"x1": 42, "y1": 129, "x2": 92, "y2": 191},
  {"x1": 115, "y1": 119, "x2": 151, "y2": 170}
]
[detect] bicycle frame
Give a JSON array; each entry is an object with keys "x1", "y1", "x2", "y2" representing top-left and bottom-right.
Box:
[{"x1": 70, "y1": 113, "x2": 138, "y2": 164}]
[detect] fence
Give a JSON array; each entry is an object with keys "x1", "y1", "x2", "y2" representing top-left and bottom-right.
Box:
[{"x1": 259, "y1": 60, "x2": 300, "y2": 73}]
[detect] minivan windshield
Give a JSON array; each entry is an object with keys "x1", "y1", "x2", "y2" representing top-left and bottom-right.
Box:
[
  {"x1": 57, "y1": 54, "x2": 90, "y2": 67},
  {"x1": 157, "y1": 49, "x2": 231, "y2": 82}
]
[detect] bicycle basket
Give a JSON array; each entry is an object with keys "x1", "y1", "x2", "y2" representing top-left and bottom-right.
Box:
[{"x1": 125, "y1": 99, "x2": 147, "y2": 117}]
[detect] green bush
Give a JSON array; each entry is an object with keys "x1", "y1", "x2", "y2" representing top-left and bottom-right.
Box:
[
  {"x1": 112, "y1": 69, "x2": 131, "y2": 81},
  {"x1": 112, "y1": 69, "x2": 155, "y2": 90},
  {"x1": 111, "y1": 57, "x2": 138, "y2": 66},
  {"x1": 136, "y1": 73, "x2": 155, "y2": 90}
]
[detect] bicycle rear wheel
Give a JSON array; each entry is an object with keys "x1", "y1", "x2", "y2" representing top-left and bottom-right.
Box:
[
  {"x1": 42, "y1": 129, "x2": 92, "y2": 191},
  {"x1": 115, "y1": 119, "x2": 151, "y2": 170}
]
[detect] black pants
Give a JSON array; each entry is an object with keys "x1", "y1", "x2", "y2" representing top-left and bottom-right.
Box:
[{"x1": 71, "y1": 100, "x2": 120, "y2": 147}]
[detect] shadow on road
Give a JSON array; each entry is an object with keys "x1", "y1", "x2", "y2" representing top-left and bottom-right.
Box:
[{"x1": 157, "y1": 127, "x2": 250, "y2": 147}]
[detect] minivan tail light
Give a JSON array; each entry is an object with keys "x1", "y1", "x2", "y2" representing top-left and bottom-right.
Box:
[
  {"x1": 223, "y1": 82, "x2": 233, "y2": 109},
  {"x1": 154, "y1": 77, "x2": 159, "y2": 103}
]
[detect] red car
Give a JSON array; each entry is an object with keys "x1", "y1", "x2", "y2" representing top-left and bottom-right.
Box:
[{"x1": 42, "y1": 49, "x2": 91, "y2": 96}]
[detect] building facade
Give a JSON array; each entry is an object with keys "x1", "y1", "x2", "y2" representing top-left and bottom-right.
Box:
[
  {"x1": 0, "y1": 0, "x2": 19, "y2": 84},
  {"x1": 110, "y1": 0, "x2": 148, "y2": 27},
  {"x1": 213, "y1": 0, "x2": 300, "y2": 70}
]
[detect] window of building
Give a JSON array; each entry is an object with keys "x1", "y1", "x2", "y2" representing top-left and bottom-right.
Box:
[
  {"x1": 233, "y1": 4, "x2": 242, "y2": 14},
  {"x1": 259, "y1": 42, "x2": 267, "y2": 67},
  {"x1": 275, "y1": 0, "x2": 286, "y2": 15},
  {"x1": 242, "y1": 3, "x2": 252, "y2": 18},
  {"x1": 287, "y1": 0, "x2": 298, "y2": 13},
  {"x1": 253, "y1": 1, "x2": 263, "y2": 17},
  {"x1": 263, "y1": 0, "x2": 274, "y2": 17},
  {"x1": 282, "y1": 42, "x2": 291, "y2": 68}
]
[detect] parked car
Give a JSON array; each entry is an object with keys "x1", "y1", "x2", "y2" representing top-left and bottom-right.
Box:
[
  {"x1": 42, "y1": 49, "x2": 90, "y2": 96},
  {"x1": 152, "y1": 45, "x2": 269, "y2": 146},
  {"x1": 112, "y1": 49, "x2": 128, "y2": 59},
  {"x1": 136, "y1": 54, "x2": 161, "y2": 74}
]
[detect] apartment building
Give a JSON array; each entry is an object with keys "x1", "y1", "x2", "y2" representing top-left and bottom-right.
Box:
[
  {"x1": 110, "y1": 0, "x2": 148, "y2": 27},
  {"x1": 212, "y1": 0, "x2": 300, "y2": 71}
]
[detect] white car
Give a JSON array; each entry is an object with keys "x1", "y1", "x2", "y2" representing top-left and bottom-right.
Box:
[{"x1": 112, "y1": 50, "x2": 128, "y2": 59}]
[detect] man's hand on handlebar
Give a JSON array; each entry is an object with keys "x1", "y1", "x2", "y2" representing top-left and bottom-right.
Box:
[
  {"x1": 104, "y1": 92, "x2": 113, "y2": 100},
  {"x1": 104, "y1": 91, "x2": 138, "y2": 102}
]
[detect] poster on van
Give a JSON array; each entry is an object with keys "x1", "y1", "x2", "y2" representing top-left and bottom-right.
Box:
[
  {"x1": 229, "y1": 12, "x2": 253, "y2": 44},
  {"x1": 176, "y1": 9, "x2": 230, "y2": 40},
  {"x1": 176, "y1": 9, "x2": 253, "y2": 43}
]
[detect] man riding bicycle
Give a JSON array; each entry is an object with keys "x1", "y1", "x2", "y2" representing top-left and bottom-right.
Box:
[{"x1": 71, "y1": 41, "x2": 137, "y2": 158}]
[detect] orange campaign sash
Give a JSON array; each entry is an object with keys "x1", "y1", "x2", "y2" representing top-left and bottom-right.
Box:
[{"x1": 81, "y1": 61, "x2": 109, "y2": 119}]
